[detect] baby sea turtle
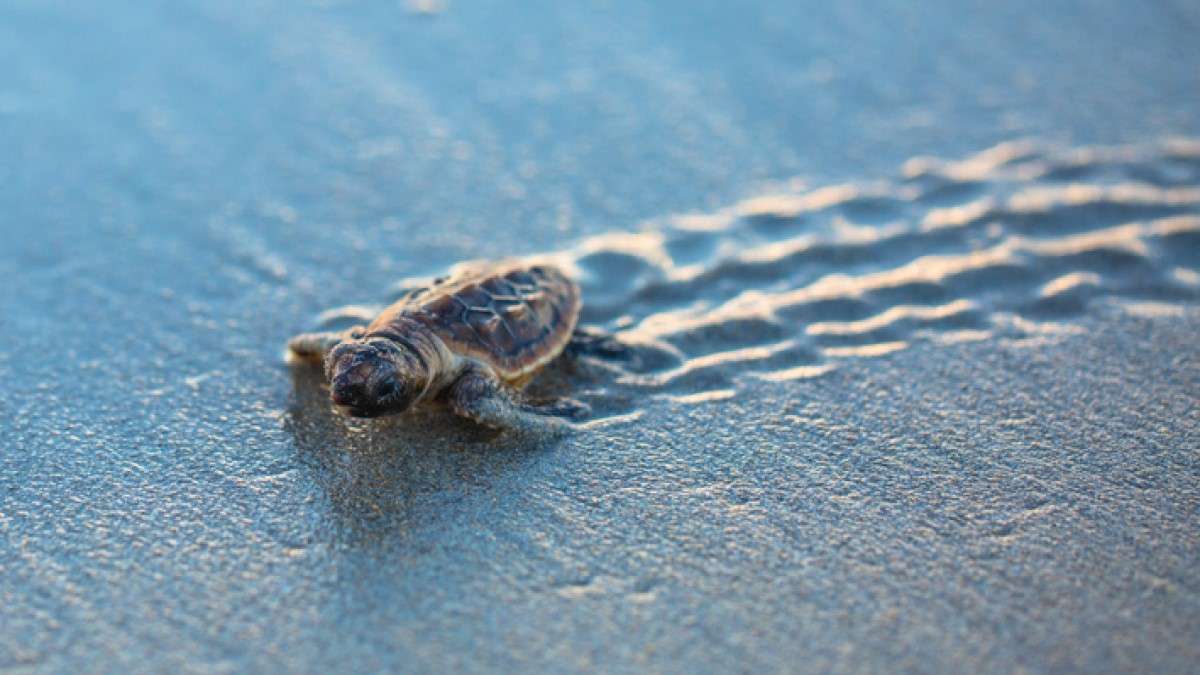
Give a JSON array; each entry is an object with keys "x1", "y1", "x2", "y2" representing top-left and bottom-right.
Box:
[{"x1": 288, "y1": 261, "x2": 591, "y2": 432}]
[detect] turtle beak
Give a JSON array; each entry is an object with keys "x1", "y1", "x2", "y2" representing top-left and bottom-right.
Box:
[{"x1": 334, "y1": 403, "x2": 381, "y2": 418}]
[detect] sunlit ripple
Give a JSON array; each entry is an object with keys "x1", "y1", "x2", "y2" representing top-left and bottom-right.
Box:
[
  {"x1": 1039, "y1": 272, "x2": 1102, "y2": 298},
  {"x1": 663, "y1": 389, "x2": 738, "y2": 404},
  {"x1": 823, "y1": 341, "x2": 909, "y2": 358},
  {"x1": 805, "y1": 300, "x2": 977, "y2": 336}
]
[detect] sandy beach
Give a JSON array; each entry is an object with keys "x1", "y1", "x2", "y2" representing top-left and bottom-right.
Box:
[{"x1": 2, "y1": 1, "x2": 1198, "y2": 672}]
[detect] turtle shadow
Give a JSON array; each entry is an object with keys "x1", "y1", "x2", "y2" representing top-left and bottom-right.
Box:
[{"x1": 284, "y1": 365, "x2": 560, "y2": 540}]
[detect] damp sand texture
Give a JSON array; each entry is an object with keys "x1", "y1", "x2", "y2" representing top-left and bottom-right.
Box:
[{"x1": 2, "y1": 1, "x2": 1200, "y2": 674}]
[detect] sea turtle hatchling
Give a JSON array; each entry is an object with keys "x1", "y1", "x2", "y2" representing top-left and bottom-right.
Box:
[{"x1": 288, "y1": 260, "x2": 592, "y2": 432}]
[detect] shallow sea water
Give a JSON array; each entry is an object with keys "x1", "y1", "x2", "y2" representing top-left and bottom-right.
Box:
[{"x1": 2, "y1": 1, "x2": 1199, "y2": 673}]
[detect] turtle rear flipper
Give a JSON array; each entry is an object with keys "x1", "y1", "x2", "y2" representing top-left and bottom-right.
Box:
[{"x1": 567, "y1": 326, "x2": 628, "y2": 359}]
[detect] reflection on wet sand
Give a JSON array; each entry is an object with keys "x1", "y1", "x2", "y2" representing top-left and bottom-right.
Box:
[{"x1": 285, "y1": 366, "x2": 557, "y2": 538}]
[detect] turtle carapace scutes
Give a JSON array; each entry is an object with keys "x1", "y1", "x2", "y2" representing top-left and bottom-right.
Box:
[{"x1": 288, "y1": 260, "x2": 587, "y2": 432}]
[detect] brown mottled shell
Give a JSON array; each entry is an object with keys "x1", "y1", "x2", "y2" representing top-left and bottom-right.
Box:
[{"x1": 367, "y1": 261, "x2": 581, "y2": 383}]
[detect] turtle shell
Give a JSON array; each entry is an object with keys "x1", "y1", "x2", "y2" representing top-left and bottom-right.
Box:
[{"x1": 367, "y1": 261, "x2": 581, "y2": 382}]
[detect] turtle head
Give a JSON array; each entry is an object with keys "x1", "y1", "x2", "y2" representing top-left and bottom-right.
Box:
[{"x1": 325, "y1": 337, "x2": 424, "y2": 418}]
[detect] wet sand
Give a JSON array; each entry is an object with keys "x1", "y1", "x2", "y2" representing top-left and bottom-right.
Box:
[{"x1": 2, "y1": 1, "x2": 1199, "y2": 673}]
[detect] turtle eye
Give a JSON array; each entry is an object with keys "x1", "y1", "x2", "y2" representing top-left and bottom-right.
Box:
[{"x1": 376, "y1": 379, "x2": 399, "y2": 399}]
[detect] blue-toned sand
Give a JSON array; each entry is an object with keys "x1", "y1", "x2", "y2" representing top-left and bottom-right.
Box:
[{"x1": 1, "y1": 1, "x2": 1198, "y2": 672}]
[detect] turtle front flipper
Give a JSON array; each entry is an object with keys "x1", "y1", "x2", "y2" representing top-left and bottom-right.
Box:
[
  {"x1": 287, "y1": 327, "x2": 363, "y2": 364},
  {"x1": 447, "y1": 368, "x2": 578, "y2": 435}
]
